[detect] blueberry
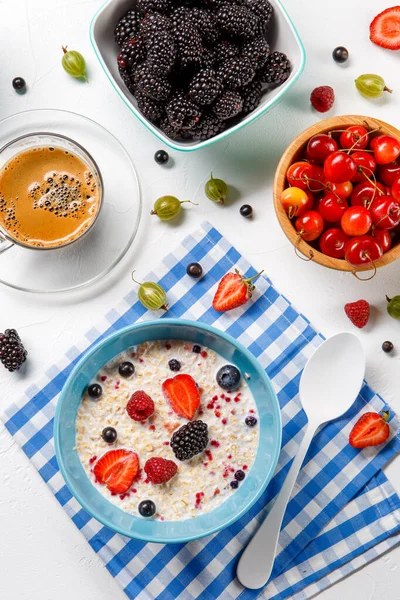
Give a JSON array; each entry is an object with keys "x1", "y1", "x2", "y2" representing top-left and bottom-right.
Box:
[
  {"x1": 186, "y1": 262, "x2": 203, "y2": 278},
  {"x1": 154, "y1": 150, "x2": 169, "y2": 165},
  {"x1": 88, "y1": 383, "x2": 102, "y2": 399},
  {"x1": 102, "y1": 427, "x2": 117, "y2": 444},
  {"x1": 216, "y1": 364, "x2": 241, "y2": 391},
  {"x1": 382, "y1": 341, "x2": 394, "y2": 353},
  {"x1": 245, "y1": 415, "x2": 257, "y2": 427},
  {"x1": 240, "y1": 204, "x2": 253, "y2": 218},
  {"x1": 192, "y1": 344, "x2": 201, "y2": 353},
  {"x1": 230, "y1": 480, "x2": 239, "y2": 489},
  {"x1": 118, "y1": 361, "x2": 135, "y2": 377},
  {"x1": 168, "y1": 358, "x2": 181, "y2": 371},
  {"x1": 235, "y1": 469, "x2": 245, "y2": 481},
  {"x1": 12, "y1": 77, "x2": 26, "y2": 92},
  {"x1": 139, "y1": 499, "x2": 156, "y2": 517},
  {"x1": 332, "y1": 46, "x2": 349, "y2": 64}
]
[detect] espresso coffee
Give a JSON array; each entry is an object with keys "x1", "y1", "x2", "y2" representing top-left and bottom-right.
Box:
[{"x1": 0, "y1": 146, "x2": 101, "y2": 248}]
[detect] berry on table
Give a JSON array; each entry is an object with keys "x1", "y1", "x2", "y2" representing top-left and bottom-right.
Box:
[
  {"x1": 332, "y1": 46, "x2": 349, "y2": 63},
  {"x1": 310, "y1": 86, "x2": 335, "y2": 113},
  {"x1": 144, "y1": 456, "x2": 178, "y2": 483},
  {"x1": 12, "y1": 77, "x2": 26, "y2": 92},
  {"x1": 119, "y1": 361, "x2": 135, "y2": 377},
  {"x1": 126, "y1": 390, "x2": 155, "y2": 421},
  {"x1": 102, "y1": 426, "x2": 118, "y2": 444},
  {"x1": 386, "y1": 295, "x2": 400, "y2": 319},
  {"x1": 230, "y1": 479, "x2": 239, "y2": 489},
  {"x1": 170, "y1": 420, "x2": 209, "y2": 461},
  {"x1": 355, "y1": 74, "x2": 392, "y2": 99},
  {"x1": 186, "y1": 262, "x2": 203, "y2": 278},
  {"x1": 138, "y1": 499, "x2": 156, "y2": 517},
  {"x1": 370, "y1": 7, "x2": 400, "y2": 51},
  {"x1": 344, "y1": 300, "x2": 370, "y2": 329},
  {"x1": 240, "y1": 204, "x2": 253, "y2": 218},
  {"x1": 88, "y1": 383, "x2": 103, "y2": 399},
  {"x1": 168, "y1": 358, "x2": 181, "y2": 371},
  {"x1": 235, "y1": 469, "x2": 245, "y2": 481},
  {"x1": 132, "y1": 273, "x2": 169, "y2": 311},
  {"x1": 151, "y1": 195, "x2": 196, "y2": 221},
  {"x1": 382, "y1": 341, "x2": 394, "y2": 353},
  {"x1": 216, "y1": 364, "x2": 241, "y2": 391},
  {"x1": 154, "y1": 150, "x2": 169, "y2": 165},
  {"x1": 245, "y1": 415, "x2": 257, "y2": 427},
  {"x1": 349, "y1": 411, "x2": 390, "y2": 448},
  {"x1": 212, "y1": 269, "x2": 263, "y2": 312},
  {"x1": 205, "y1": 174, "x2": 228, "y2": 204},
  {"x1": 0, "y1": 329, "x2": 27, "y2": 372}
]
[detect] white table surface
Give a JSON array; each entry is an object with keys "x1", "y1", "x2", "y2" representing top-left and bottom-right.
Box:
[{"x1": 1, "y1": 0, "x2": 400, "y2": 598}]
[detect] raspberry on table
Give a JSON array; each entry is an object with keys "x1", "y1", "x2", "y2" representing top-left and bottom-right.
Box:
[
  {"x1": 0, "y1": 329, "x2": 27, "y2": 372},
  {"x1": 144, "y1": 457, "x2": 178, "y2": 484},
  {"x1": 126, "y1": 391, "x2": 155, "y2": 421},
  {"x1": 310, "y1": 85, "x2": 335, "y2": 113}
]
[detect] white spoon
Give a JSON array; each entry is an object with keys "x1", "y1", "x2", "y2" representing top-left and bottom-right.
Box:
[{"x1": 237, "y1": 332, "x2": 365, "y2": 590}]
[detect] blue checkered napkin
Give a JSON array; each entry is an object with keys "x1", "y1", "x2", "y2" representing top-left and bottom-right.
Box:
[{"x1": 2, "y1": 221, "x2": 400, "y2": 600}]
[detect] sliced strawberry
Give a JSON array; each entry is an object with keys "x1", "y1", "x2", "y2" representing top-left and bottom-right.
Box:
[
  {"x1": 349, "y1": 411, "x2": 390, "y2": 449},
  {"x1": 162, "y1": 373, "x2": 200, "y2": 420},
  {"x1": 370, "y1": 7, "x2": 400, "y2": 50},
  {"x1": 93, "y1": 449, "x2": 139, "y2": 494},
  {"x1": 212, "y1": 269, "x2": 263, "y2": 312}
]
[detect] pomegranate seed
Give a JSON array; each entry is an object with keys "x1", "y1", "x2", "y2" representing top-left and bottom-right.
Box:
[
  {"x1": 222, "y1": 418, "x2": 227, "y2": 425},
  {"x1": 201, "y1": 350, "x2": 208, "y2": 358},
  {"x1": 215, "y1": 410, "x2": 221, "y2": 418},
  {"x1": 205, "y1": 449, "x2": 213, "y2": 461},
  {"x1": 225, "y1": 397, "x2": 231, "y2": 403},
  {"x1": 149, "y1": 424, "x2": 156, "y2": 431},
  {"x1": 139, "y1": 358, "x2": 144, "y2": 363},
  {"x1": 210, "y1": 439, "x2": 220, "y2": 448},
  {"x1": 101, "y1": 375, "x2": 107, "y2": 382},
  {"x1": 243, "y1": 465, "x2": 248, "y2": 470},
  {"x1": 249, "y1": 409, "x2": 255, "y2": 414},
  {"x1": 214, "y1": 488, "x2": 220, "y2": 496},
  {"x1": 89, "y1": 455, "x2": 97, "y2": 465},
  {"x1": 231, "y1": 409, "x2": 236, "y2": 415},
  {"x1": 132, "y1": 488, "x2": 137, "y2": 493},
  {"x1": 227, "y1": 454, "x2": 232, "y2": 459},
  {"x1": 165, "y1": 343, "x2": 171, "y2": 350},
  {"x1": 163, "y1": 441, "x2": 169, "y2": 446},
  {"x1": 203, "y1": 462, "x2": 208, "y2": 466}
]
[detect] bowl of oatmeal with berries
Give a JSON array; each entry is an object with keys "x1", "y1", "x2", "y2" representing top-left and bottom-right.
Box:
[{"x1": 54, "y1": 319, "x2": 281, "y2": 543}]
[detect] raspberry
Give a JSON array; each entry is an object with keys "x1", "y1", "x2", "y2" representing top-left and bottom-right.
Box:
[
  {"x1": 126, "y1": 391, "x2": 155, "y2": 421},
  {"x1": 344, "y1": 299, "x2": 370, "y2": 329},
  {"x1": 310, "y1": 86, "x2": 335, "y2": 113},
  {"x1": 144, "y1": 457, "x2": 178, "y2": 483}
]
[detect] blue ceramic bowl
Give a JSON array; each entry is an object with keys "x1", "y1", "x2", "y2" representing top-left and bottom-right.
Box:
[{"x1": 54, "y1": 319, "x2": 281, "y2": 543}]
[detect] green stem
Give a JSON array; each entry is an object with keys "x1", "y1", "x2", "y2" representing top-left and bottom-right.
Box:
[
  {"x1": 180, "y1": 200, "x2": 199, "y2": 206},
  {"x1": 131, "y1": 270, "x2": 142, "y2": 285},
  {"x1": 243, "y1": 270, "x2": 264, "y2": 284}
]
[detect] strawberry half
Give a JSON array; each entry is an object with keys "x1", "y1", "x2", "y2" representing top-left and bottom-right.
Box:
[
  {"x1": 93, "y1": 449, "x2": 139, "y2": 494},
  {"x1": 349, "y1": 411, "x2": 390, "y2": 449},
  {"x1": 370, "y1": 7, "x2": 400, "y2": 50},
  {"x1": 162, "y1": 373, "x2": 200, "y2": 420},
  {"x1": 212, "y1": 269, "x2": 264, "y2": 312}
]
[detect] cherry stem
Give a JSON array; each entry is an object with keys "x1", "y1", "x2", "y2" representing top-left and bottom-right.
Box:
[
  {"x1": 131, "y1": 270, "x2": 142, "y2": 285},
  {"x1": 289, "y1": 175, "x2": 326, "y2": 194},
  {"x1": 345, "y1": 127, "x2": 382, "y2": 154},
  {"x1": 294, "y1": 233, "x2": 314, "y2": 262},
  {"x1": 352, "y1": 253, "x2": 377, "y2": 281}
]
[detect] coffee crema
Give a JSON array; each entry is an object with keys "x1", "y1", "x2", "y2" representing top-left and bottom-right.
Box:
[{"x1": 0, "y1": 146, "x2": 101, "y2": 248}]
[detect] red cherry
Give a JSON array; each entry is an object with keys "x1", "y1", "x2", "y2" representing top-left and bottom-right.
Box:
[
  {"x1": 345, "y1": 235, "x2": 383, "y2": 266},
  {"x1": 306, "y1": 134, "x2": 338, "y2": 163},
  {"x1": 377, "y1": 158, "x2": 400, "y2": 186},
  {"x1": 373, "y1": 135, "x2": 400, "y2": 165},
  {"x1": 350, "y1": 180, "x2": 386, "y2": 208},
  {"x1": 370, "y1": 135, "x2": 387, "y2": 151},
  {"x1": 308, "y1": 164, "x2": 325, "y2": 192},
  {"x1": 318, "y1": 193, "x2": 348, "y2": 222},
  {"x1": 341, "y1": 206, "x2": 372, "y2": 236},
  {"x1": 351, "y1": 151, "x2": 377, "y2": 183},
  {"x1": 281, "y1": 187, "x2": 313, "y2": 218},
  {"x1": 295, "y1": 210, "x2": 324, "y2": 241},
  {"x1": 319, "y1": 228, "x2": 350, "y2": 258},
  {"x1": 370, "y1": 196, "x2": 400, "y2": 230},
  {"x1": 372, "y1": 229, "x2": 392, "y2": 253},
  {"x1": 286, "y1": 161, "x2": 315, "y2": 190},
  {"x1": 340, "y1": 126, "x2": 369, "y2": 150},
  {"x1": 391, "y1": 176, "x2": 400, "y2": 202},
  {"x1": 324, "y1": 152, "x2": 357, "y2": 183},
  {"x1": 325, "y1": 180, "x2": 353, "y2": 200}
]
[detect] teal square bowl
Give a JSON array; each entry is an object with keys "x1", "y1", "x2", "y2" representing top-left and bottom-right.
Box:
[
  {"x1": 54, "y1": 319, "x2": 282, "y2": 543},
  {"x1": 90, "y1": 0, "x2": 306, "y2": 152}
]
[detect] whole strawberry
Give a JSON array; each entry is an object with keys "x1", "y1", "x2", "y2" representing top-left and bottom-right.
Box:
[
  {"x1": 344, "y1": 299, "x2": 370, "y2": 329},
  {"x1": 144, "y1": 457, "x2": 178, "y2": 484},
  {"x1": 126, "y1": 390, "x2": 155, "y2": 421},
  {"x1": 310, "y1": 86, "x2": 335, "y2": 113},
  {"x1": 212, "y1": 269, "x2": 263, "y2": 312}
]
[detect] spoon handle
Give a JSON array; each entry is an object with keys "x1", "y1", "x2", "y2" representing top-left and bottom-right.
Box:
[{"x1": 236, "y1": 422, "x2": 318, "y2": 590}]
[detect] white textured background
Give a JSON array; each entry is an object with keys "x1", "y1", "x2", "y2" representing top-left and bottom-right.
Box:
[{"x1": 1, "y1": 0, "x2": 400, "y2": 598}]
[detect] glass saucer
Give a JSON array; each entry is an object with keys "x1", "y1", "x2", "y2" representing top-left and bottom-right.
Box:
[{"x1": 0, "y1": 109, "x2": 141, "y2": 293}]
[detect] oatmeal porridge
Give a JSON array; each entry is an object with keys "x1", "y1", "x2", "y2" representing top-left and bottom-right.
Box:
[{"x1": 75, "y1": 340, "x2": 259, "y2": 521}]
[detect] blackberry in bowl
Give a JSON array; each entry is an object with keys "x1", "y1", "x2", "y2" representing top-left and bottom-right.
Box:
[{"x1": 90, "y1": 0, "x2": 305, "y2": 151}]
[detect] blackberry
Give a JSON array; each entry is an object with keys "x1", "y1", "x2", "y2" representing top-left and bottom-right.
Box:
[
  {"x1": 244, "y1": 0, "x2": 273, "y2": 25},
  {"x1": 188, "y1": 68, "x2": 223, "y2": 105},
  {"x1": 213, "y1": 40, "x2": 240, "y2": 66},
  {"x1": 117, "y1": 36, "x2": 147, "y2": 71},
  {"x1": 114, "y1": 10, "x2": 139, "y2": 47},
  {"x1": 218, "y1": 57, "x2": 255, "y2": 90},
  {"x1": 135, "y1": 62, "x2": 172, "y2": 101},
  {"x1": 170, "y1": 420, "x2": 209, "y2": 461},
  {"x1": 118, "y1": 65, "x2": 136, "y2": 93},
  {"x1": 140, "y1": 13, "x2": 173, "y2": 40},
  {"x1": 173, "y1": 22, "x2": 204, "y2": 68},
  {"x1": 190, "y1": 8, "x2": 220, "y2": 45},
  {"x1": 166, "y1": 91, "x2": 202, "y2": 130},
  {"x1": 215, "y1": 4, "x2": 259, "y2": 41},
  {"x1": 136, "y1": 92, "x2": 165, "y2": 124},
  {"x1": 200, "y1": 47, "x2": 217, "y2": 69},
  {"x1": 241, "y1": 77, "x2": 262, "y2": 114},
  {"x1": 241, "y1": 37, "x2": 270, "y2": 70},
  {"x1": 259, "y1": 51, "x2": 290, "y2": 86},
  {"x1": 137, "y1": 0, "x2": 172, "y2": 16},
  {"x1": 213, "y1": 90, "x2": 242, "y2": 119},
  {"x1": 159, "y1": 116, "x2": 186, "y2": 140},
  {"x1": 147, "y1": 31, "x2": 177, "y2": 73},
  {"x1": 193, "y1": 112, "x2": 224, "y2": 140},
  {"x1": 0, "y1": 329, "x2": 27, "y2": 372}
]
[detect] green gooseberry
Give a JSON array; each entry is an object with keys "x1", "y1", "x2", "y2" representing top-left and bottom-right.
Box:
[
  {"x1": 62, "y1": 46, "x2": 88, "y2": 82},
  {"x1": 150, "y1": 196, "x2": 197, "y2": 221},
  {"x1": 204, "y1": 173, "x2": 228, "y2": 204},
  {"x1": 132, "y1": 272, "x2": 168, "y2": 311},
  {"x1": 386, "y1": 295, "x2": 400, "y2": 319}
]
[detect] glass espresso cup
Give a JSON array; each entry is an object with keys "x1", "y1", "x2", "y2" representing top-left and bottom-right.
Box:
[{"x1": 0, "y1": 132, "x2": 103, "y2": 253}]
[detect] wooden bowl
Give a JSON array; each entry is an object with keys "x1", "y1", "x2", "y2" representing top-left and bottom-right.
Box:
[{"x1": 273, "y1": 115, "x2": 400, "y2": 273}]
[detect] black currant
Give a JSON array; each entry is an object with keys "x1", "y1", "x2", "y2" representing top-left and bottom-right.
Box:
[
  {"x1": 88, "y1": 383, "x2": 103, "y2": 399},
  {"x1": 235, "y1": 469, "x2": 245, "y2": 481},
  {"x1": 332, "y1": 46, "x2": 349, "y2": 64},
  {"x1": 382, "y1": 341, "x2": 394, "y2": 353},
  {"x1": 139, "y1": 499, "x2": 156, "y2": 517},
  {"x1": 192, "y1": 344, "x2": 201, "y2": 353},
  {"x1": 168, "y1": 358, "x2": 181, "y2": 371},
  {"x1": 245, "y1": 415, "x2": 257, "y2": 427},
  {"x1": 240, "y1": 204, "x2": 253, "y2": 218},
  {"x1": 119, "y1": 361, "x2": 135, "y2": 377},
  {"x1": 154, "y1": 150, "x2": 169, "y2": 165},
  {"x1": 230, "y1": 480, "x2": 239, "y2": 489},
  {"x1": 102, "y1": 427, "x2": 117, "y2": 444},
  {"x1": 186, "y1": 262, "x2": 203, "y2": 278},
  {"x1": 12, "y1": 77, "x2": 26, "y2": 91}
]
